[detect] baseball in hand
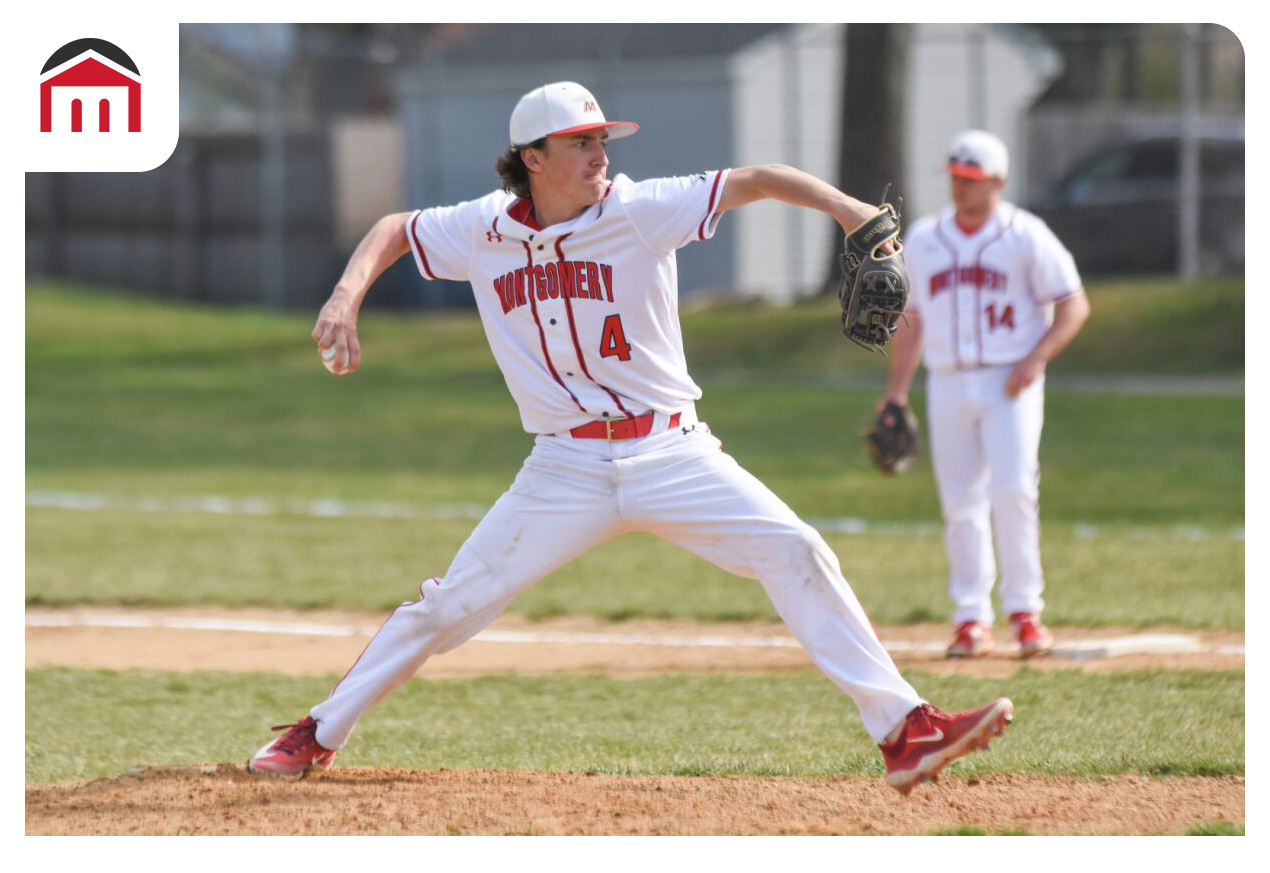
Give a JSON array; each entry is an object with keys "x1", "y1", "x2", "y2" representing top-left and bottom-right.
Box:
[{"x1": 321, "y1": 344, "x2": 341, "y2": 374}]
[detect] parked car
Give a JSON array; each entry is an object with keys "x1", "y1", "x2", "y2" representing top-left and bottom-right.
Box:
[{"x1": 1029, "y1": 135, "x2": 1244, "y2": 275}]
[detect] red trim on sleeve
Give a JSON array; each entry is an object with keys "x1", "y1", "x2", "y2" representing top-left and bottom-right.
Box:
[
  {"x1": 521, "y1": 241, "x2": 587, "y2": 414},
  {"x1": 1050, "y1": 287, "x2": 1085, "y2": 304},
  {"x1": 408, "y1": 213, "x2": 438, "y2": 280},
  {"x1": 697, "y1": 171, "x2": 724, "y2": 241}
]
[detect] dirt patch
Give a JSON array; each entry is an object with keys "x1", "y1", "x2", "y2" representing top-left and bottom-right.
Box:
[
  {"x1": 24, "y1": 607, "x2": 1245, "y2": 678},
  {"x1": 24, "y1": 766, "x2": 1243, "y2": 835}
]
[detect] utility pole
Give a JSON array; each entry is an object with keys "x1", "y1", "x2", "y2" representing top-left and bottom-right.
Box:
[
  {"x1": 260, "y1": 25, "x2": 289, "y2": 308},
  {"x1": 1178, "y1": 23, "x2": 1201, "y2": 280}
]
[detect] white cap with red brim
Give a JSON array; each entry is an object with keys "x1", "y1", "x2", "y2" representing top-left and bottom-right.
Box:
[
  {"x1": 509, "y1": 81, "x2": 639, "y2": 147},
  {"x1": 946, "y1": 129, "x2": 1009, "y2": 180}
]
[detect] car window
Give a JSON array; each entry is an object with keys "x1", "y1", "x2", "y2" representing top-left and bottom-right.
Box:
[
  {"x1": 1055, "y1": 147, "x2": 1132, "y2": 205},
  {"x1": 1125, "y1": 141, "x2": 1177, "y2": 180},
  {"x1": 1073, "y1": 147, "x2": 1134, "y2": 184},
  {"x1": 1054, "y1": 137, "x2": 1244, "y2": 206}
]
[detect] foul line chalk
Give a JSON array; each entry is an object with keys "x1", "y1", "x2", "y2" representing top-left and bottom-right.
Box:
[{"x1": 25, "y1": 613, "x2": 1241, "y2": 659}]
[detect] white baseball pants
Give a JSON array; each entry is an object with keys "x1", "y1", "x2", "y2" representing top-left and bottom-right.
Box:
[
  {"x1": 926, "y1": 367, "x2": 1046, "y2": 624},
  {"x1": 310, "y1": 413, "x2": 923, "y2": 748}
]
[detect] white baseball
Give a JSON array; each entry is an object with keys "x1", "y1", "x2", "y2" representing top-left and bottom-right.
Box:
[{"x1": 321, "y1": 344, "x2": 341, "y2": 374}]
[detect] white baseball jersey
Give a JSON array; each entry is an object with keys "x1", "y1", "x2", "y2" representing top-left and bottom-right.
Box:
[
  {"x1": 405, "y1": 170, "x2": 730, "y2": 434},
  {"x1": 903, "y1": 202, "x2": 1083, "y2": 371}
]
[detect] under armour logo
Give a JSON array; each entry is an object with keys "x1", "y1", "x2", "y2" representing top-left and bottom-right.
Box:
[{"x1": 486, "y1": 229, "x2": 503, "y2": 243}]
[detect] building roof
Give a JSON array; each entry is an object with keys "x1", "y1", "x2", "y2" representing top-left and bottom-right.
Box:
[
  {"x1": 43, "y1": 38, "x2": 139, "y2": 76},
  {"x1": 43, "y1": 56, "x2": 139, "y2": 87}
]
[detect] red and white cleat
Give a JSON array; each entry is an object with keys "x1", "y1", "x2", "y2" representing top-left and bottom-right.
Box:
[
  {"x1": 880, "y1": 698, "x2": 1014, "y2": 795},
  {"x1": 946, "y1": 621, "x2": 995, "y2": 658},
  {"x1": 1009, "y1": 612, "x2": 1054, "y2": 658},
  {"x1": 247, "y1": 716, "x2": 337, "y2": 780}
]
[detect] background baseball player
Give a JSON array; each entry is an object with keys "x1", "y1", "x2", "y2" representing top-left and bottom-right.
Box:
[
  {"x1": 248, "y1": 82, "x2": 1012, "y2": 794},
  {"x1": 880, "y1": 129, "x2": 1091, "y2": 659}
]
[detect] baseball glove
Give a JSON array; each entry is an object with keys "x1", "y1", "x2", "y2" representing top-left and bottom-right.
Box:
[
  {"x1": 838, "y1": 199, "x2": 909, "y2": 353},
  {"x1": 864, "y1": 401, "x2": 920, "y2": 475}
]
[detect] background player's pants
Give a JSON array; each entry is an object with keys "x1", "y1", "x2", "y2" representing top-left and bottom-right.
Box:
[
  {"x1": 926, "y1": 367, "x2": 1046, "y2": 625},
  {"x1": 309, "y1": 415, "x2": 923, "y2": 749}
]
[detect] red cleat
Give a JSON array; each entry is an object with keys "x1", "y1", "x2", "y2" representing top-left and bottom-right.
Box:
[
  {"x1": 946, "y1": 621, "x2": 995, "y2": 658},
  {"x1": 880, "y1": 698, "x2": 1013, "y2": 795},
  {"x1": 247, "y1": 716, "x2": 336, "y2": 780},
  {"x1": 1009, "y1": 612, "x2": 1054, "y2": 658}
]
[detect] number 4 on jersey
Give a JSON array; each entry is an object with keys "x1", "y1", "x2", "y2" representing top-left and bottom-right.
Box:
[{"x1": 600, "y1": 314, "x2": 633, "y2": 361}]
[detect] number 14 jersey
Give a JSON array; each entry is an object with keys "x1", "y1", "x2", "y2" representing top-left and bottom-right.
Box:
[{"x1": 902, "y1": 202, "x2": 1083, "y2": 372}]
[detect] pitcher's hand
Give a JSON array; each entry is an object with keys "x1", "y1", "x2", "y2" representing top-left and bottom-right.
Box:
[{"x1": 312, "y1": 291, "x2": 362, "y2": 375}]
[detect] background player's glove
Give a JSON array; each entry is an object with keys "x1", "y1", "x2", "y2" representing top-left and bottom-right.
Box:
[
  {"x1": 838, "y1": 200, "x2": 909, "y2": 353},
  {"x1": 864, "y1": 400, "x2": 920, "y2": 475}
]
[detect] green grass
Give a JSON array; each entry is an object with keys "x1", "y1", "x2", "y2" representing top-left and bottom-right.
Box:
[
  {"x1": 928, "y1": 825, "x2": 1032, "y2": 835},
  {"x1": 26, "y1": 282, "x2": 1244, "y2": 522},
  {"x1": 1186, "y1": 821, "x2": 1245, "y2": 836},
  {"x1": 26, "y1": 666, "x2": 1243, "y2": 784},
  {"x1": 677, "y1": 276, "x2": 1244, "y2": 376},
  {"x1": 930, "y1": 823, "x2": 1245, "y2": 836},
  {"x1": 25, "y1": 281, "x2": 1244, "y2": 623},
  {"x1": 25, "y1": 508, "x2": 1244, "y2": 627}
]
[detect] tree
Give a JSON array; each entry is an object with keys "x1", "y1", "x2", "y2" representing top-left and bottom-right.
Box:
[{"x1": 824, "y1": 24, "x2": 910, "y2": 295}]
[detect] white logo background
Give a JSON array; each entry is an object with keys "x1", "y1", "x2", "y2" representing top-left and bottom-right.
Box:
[{"x1": 17, "y1": 20, "x2": 179, "y2": 171}]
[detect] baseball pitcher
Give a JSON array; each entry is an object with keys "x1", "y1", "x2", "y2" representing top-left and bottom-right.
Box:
[{"x1": 247, "y1": 83, "x2": 1013, "y2": 794}]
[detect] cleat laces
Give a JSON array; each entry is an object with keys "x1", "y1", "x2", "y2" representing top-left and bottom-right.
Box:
[
  {"x1": 913, "y1": 703, "x2": 949, "y2": 727},
  {"x1": 268, "y1": 719, "x2": 318, "y2": 755}
]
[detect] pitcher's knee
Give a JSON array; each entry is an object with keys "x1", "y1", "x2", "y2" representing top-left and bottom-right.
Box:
[
  {"x1": 398, "y1": 576, "x2": 481, "y2": 632},
  {"x1": 765, "y1": 523, "x2": 840, "y2": 577}
]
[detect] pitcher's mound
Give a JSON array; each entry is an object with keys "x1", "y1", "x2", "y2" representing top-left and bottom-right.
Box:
[{"x1": 25, "y1": 766, "x2": 1243, "y2": 835}]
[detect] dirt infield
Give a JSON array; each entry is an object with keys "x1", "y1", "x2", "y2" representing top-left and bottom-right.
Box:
[
  {"x1": 25, "y1": 607, "x2": 1245, "y2": 835},
  {"x1": 24, "y1": 606, "x2": 1246, "y2": 677},
  {"x1": 25, "y1": 766, "x2": 1244, "y2": 835}
]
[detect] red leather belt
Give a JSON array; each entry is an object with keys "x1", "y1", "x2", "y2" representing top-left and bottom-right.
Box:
[{"x1": 569, "y1": 411, "x2": 681, "y2": 440}]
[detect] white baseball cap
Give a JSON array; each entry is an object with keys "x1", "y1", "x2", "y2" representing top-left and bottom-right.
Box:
[
  {"x1": 946, "y1": 130, "x2": 1009, "y2": 180},
  {"x1": 509, "y1": 82, "x2": 639, "y2": 147}
]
